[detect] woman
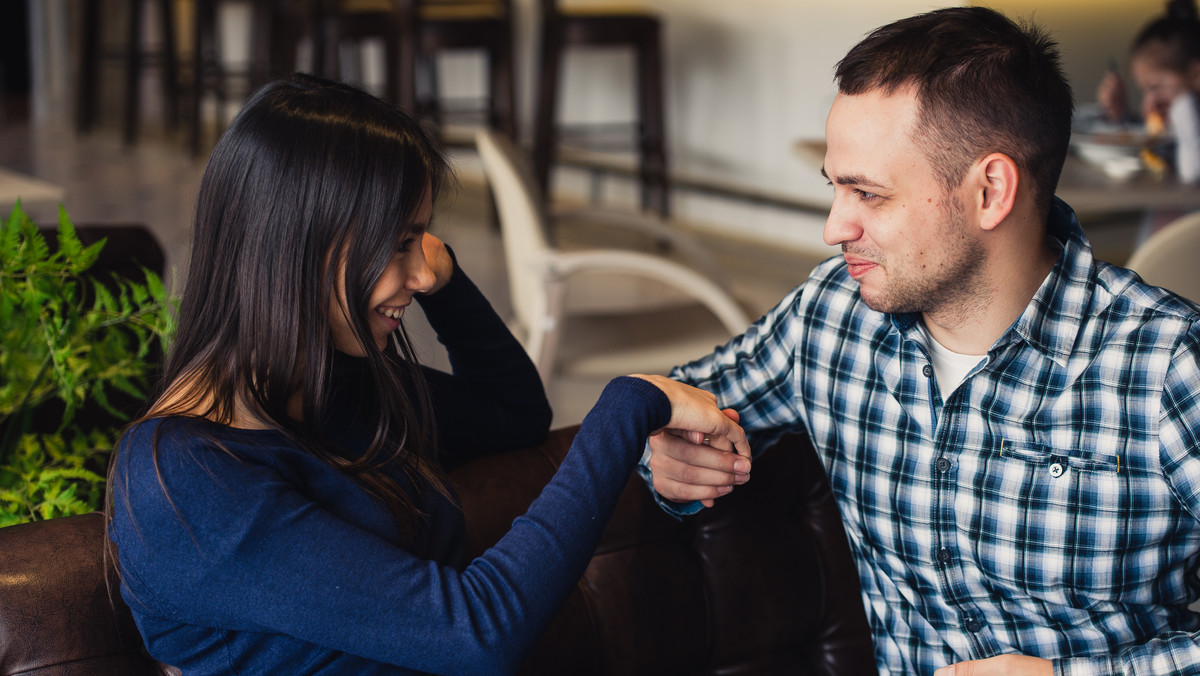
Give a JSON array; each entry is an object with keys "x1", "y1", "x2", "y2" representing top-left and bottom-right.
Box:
[
  {"x1": 1097, "y1": 0, "x2": 1200, "y2": 182},
  {"x1": 106, "y1": 74, "x2": 748, "y2": 675}
]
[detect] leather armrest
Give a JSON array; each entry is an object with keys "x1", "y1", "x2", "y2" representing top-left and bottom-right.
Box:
[{"x1": 448, "y1": 426, "x2": 875, "y2": 675}]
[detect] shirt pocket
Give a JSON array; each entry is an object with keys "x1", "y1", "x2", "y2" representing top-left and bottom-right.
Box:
[
  {"x1": 998, "y1": 441, "x2": 1121, "y2": 478},
  {"x1": 974, "y1": 441, "x2": 1128, "y2": 604}
]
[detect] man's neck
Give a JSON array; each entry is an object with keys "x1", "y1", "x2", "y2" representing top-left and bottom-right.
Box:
[{"x1": 923, "y1": 232, "x2": 1059, "y2": 355}]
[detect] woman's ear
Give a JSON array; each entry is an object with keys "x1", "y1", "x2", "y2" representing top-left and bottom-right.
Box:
[{"x1": 972, "y1": 152, "x2": 1018, "y2": 232}]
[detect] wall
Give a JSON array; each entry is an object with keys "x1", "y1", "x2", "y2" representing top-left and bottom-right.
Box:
[{"x1": 490, "y1": 0, "x2": 959, "y2": 254}]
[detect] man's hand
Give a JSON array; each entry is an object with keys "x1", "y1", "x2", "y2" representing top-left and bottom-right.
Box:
[
  {"x1": 642, "y1": 383, "x2": 750, "y2": 507},
  {"x1": 933, "y1": 655, "x2": 1052, "y2": 676}
]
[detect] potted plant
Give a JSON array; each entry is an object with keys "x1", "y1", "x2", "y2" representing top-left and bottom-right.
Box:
[{"x1": 0, "y1": 203, "x2": 175, "y2": 526}]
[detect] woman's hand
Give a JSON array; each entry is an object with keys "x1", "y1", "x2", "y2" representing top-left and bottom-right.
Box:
[
  {"x1": 631, "y1": 374, "x2": 751, "y2": 507},
  {"x1": 422, "y1": 233, "x2": 455, "y2": 295}
]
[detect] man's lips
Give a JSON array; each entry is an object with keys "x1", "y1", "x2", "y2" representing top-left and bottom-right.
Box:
[{"x1": 843, "y1": 254, "x2": 879, "y2": 279}]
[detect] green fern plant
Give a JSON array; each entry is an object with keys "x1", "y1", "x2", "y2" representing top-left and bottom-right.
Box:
[{"x1": 0, "y1": 202, "x2": 175, "y2": 526}]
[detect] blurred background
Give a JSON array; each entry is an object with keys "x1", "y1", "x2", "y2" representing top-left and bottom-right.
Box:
[{"x1": 0, "y1": 1, "x2": 1170, "y2": 424}]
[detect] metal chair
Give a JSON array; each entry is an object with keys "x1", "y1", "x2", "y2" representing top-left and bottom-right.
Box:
[
  {"x1": 1125, "y1": 209, "x2": 1200, "y2": 302},
  {"x1": 475, "y1": 128, "x2": 748, "y2": 382}
]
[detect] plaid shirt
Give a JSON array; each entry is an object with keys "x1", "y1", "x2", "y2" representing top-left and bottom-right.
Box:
[{"x1": 648, "y1": 199, "x2": 1200, "y2": 675}]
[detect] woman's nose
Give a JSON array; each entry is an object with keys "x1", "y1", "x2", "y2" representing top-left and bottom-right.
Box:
[{"x1": 408, "y1": 251, "x2": 437, "y2": 293}]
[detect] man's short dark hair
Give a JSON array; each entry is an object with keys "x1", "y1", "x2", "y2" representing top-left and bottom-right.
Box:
[{"x1": 834, "y1": 7, "x2": 1073, "y2": 217}]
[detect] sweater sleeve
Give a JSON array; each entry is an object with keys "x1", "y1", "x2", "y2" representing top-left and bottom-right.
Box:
[
  {"x1": 413, "y1": 250, "x2": 552, "y2": 463},
  {"x1": 110, "y1": 376, "x2": 668, "y2": 675}
]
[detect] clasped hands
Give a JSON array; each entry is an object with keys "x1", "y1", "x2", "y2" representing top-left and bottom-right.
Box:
[{"x1": 632, "y1": 375, "x2": 751, "y2": 508}]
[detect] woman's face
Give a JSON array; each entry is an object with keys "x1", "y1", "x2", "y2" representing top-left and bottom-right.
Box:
[
  {"x1": 1133, "y1": 53, "x2": 1192, "y2": 119},
  {"x1": 328, "y1": 192, "x2": 436, "y2": 356}
]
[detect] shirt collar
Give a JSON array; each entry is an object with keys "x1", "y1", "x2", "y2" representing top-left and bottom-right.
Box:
[{"x1": 1006, "y1": 197, "x2": 1091, "y2": 367}]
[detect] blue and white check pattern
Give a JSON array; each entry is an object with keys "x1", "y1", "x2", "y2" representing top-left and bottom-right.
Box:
[{"x1": 647, "y1": 199, "x2": 1200, "y2": 675}]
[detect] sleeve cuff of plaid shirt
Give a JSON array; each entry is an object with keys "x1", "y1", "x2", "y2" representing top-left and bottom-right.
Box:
[{"x1": 636, "y1": 442, "x2": 706, "y2": 518}]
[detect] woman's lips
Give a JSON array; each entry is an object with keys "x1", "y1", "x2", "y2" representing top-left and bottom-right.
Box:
[{"x1": 375, "y1": 303, "x2": 408, "y2": 330}]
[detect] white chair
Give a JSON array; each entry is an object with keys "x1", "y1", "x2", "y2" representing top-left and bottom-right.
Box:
[
  {"x1": 1125, "y1": 210, "x2": 1200, "y2": 302},
  {"x1": 474, "y1": 128, "x2": 751, "y2": 382}
]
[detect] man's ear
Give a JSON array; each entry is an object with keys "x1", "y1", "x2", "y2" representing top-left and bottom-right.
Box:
[{"x1": 971, "y1": 152, "x2": 1018, "y2": 232}]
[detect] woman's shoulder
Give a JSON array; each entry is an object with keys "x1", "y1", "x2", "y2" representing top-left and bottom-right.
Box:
[{"x1": 118, "y1": 416, "x2": 296, "y2": 473}]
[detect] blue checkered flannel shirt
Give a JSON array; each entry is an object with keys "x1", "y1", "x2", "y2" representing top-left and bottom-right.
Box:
[{"x1": 641, "y1": 198, "x2": 1200, "y2": 675}]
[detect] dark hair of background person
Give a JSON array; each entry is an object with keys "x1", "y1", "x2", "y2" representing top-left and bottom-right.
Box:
[
  {"x1": 110, "y1": 74, "x2": 453, "y2": 534},
  {"x1": 1133, "y1": 0, "x2": 1200, "y2": 72},
  {"x1": 833, "y1": 6, "x2": 1074, "y2": 219}
]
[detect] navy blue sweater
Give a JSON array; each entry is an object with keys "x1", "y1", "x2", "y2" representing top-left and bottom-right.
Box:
[{"x1": 108, "y1": 264, "x2": 669, "y2": 674}]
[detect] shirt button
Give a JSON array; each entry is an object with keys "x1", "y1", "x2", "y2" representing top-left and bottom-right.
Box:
[
  {"x1": 936, "y1": 458, "x2": 951, "y2": 473},
  {"x1": 922, "y1": 364, "x2": 934, "y2": 378},
  {"x1": 936, "y1": 548, "x2": 953, "y2": 563},
  {"x1": 964, "y1": 617, "x2": 984, "y2": 633},
  {"x1": 1049, "y1": 462, "x2": 1065, "y2": 478}
]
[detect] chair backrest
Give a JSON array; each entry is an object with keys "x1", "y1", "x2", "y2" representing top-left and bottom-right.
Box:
[
  {"x1": 1125, "y1": 210, "x2": 1200, "y2": 302},
  {"x1": 475, "y1": 129, "x2": 555, "y2": 356},
  {"x1": 0, "y1": 513, "x2": 167, "y2": 675}
]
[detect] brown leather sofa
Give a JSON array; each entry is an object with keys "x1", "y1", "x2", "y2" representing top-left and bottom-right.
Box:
[{"x1": 0, "y1": 427, "x2": 874, "y2": 675}]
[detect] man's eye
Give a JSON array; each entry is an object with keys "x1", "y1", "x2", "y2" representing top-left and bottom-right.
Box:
[
  {"x1": 397, "y1": 238, "x2": 416, "y2": 253},
  {"x1": 854, "y1": 189, "x2": 881, "y2": 202}
]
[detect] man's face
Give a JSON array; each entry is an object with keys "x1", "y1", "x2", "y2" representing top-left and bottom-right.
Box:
[{"x1": 822, "y1": 88, "x2": 984, "y2": 315}]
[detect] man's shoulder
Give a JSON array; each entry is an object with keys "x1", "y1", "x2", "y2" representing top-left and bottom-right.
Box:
[
  {"x1": 1093, "y1": 261, "x2": 1200, "y2": 324},
  {"x1": 1077, "y1": 261, "x2": 1200, "y2": 356}
]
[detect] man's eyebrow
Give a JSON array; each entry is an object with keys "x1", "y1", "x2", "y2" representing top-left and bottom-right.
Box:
[{"x1": 820, "y1": 166, "x2": 886, "y2": 189}]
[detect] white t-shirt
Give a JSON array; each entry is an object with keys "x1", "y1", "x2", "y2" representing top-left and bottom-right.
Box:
[
  {"x1": 1170, "y1": 92, "x2": 1200, "y2": 184},
  {"x1": 917, "y1": 321, "x2": 986, "y2": 400}
]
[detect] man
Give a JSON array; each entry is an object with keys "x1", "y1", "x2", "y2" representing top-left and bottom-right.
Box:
[{"x1": 641, "y1": 7, "x2": 1200, "y2": 675}]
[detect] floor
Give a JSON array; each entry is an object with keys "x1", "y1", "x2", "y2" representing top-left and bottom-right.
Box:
[{"x1": 0, "y1": 98, "x2": 820, "y2": 427}]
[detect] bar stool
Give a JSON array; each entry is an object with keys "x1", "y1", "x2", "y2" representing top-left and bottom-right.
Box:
[
  {"x1": 189, "y1": 0, "x2": 309, "y2": 155},
  {"x1": 76, "y1": 0, "x2": 180, "y2": 145},
  {"x1": 533, "y1": 0, "x2": 669, "y2": 216},
  {"x1": 311, "y1": 1, "x2": 515, "y2": 141},
  {"x1": 411, "y1": 1, "x2": 516, "y2": 141}
]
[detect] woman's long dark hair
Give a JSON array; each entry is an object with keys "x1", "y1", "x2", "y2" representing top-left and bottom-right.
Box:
[{"x1": 113, "y1": 73, "x2": 451, "y2": 532}]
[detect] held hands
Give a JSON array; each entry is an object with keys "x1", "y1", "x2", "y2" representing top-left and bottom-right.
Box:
[
  {"x1": 933, "y1": 655, "x2": 1052, "y2": 676},
  {"x1": 421, "y1": 233, "x2": 455, "y2": 295},
  {"x1": 633, "y1": 375, "x2": 751, "y2": 508}
]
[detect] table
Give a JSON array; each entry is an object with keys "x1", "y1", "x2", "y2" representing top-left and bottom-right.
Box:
[{"x1": 0, "y1": 167, "x2": 66, "y2": 223}]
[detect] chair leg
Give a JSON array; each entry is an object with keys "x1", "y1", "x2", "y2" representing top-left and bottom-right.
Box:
[
  {"x1": 396, "y1": 15, "x2": 418, "y2": 112},
  {"x1": 159, "y1": 0, "x2": 179, "y2": 129},
  {"x1": 123, "y1": 0, "x2": 143, "y2": 145},
  {"x1": 77, "y1": 0, "x2": 100, "y2": 133},
  {"x1": 636, "y1": 23, "x2": 668, "y2": 216},
  {"x1": 533, "y1": 20, "x2": 562, "y2": 199},
  {"x1": 490, "y1": 32, "x2": 517, "y2": 142},
  {"x1": 189, "y1": 0, "x2": 203, "y2": 156}
]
